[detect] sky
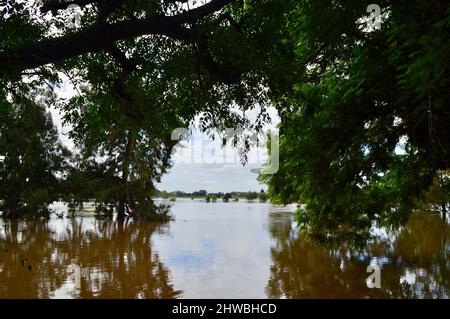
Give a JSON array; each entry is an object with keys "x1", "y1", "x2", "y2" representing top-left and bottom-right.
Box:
[
  {"x1": 52, "y1": 76, "x2": 279, "y2": 193},
  {"x1": 156, "y1": 127, "x2": 276, "y2": 193}
]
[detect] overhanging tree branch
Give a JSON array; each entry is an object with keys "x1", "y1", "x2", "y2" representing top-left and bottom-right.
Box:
[
  {"x1": 41, "y1": 0, "x2": 100, "y2": 13},
  {"x1": 41, "y1": 0, "x2": 192, "y2": 13},
  {"x1": 161, "y1": 26, "x2": 241, "y2": 84},
  {"x1": 0, "y1": 0, "x2": 234, "y2": 79}
]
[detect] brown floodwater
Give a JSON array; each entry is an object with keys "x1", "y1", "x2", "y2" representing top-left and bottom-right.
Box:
[{"x1": 0, "y1": 199, "x2": 448, "y2": 298}]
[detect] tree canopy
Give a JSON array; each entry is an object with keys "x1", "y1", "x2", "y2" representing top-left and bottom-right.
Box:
[{"x1": 260, "y1": 0, "x2": 450, "y2": 240}]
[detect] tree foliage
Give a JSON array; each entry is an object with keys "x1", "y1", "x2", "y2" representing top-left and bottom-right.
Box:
[
  {"x1": 259, "y1": 189, "x2": 267, "y2": 202},
  {"x1": 245, "y1": 191, "x2": 258, "y2": 200},
  {"x1": 0, "y1": 0, "x2": 293, "y2": 218},
  {"x1": 0, "y1": 94, "x2": 70, "y2": 216},
  {"x1": 261, "y1": 0, "x2": 450, "y2": 240},
  {"x1": 222, "y1": 192, "x2": 231, "y2": 202}
]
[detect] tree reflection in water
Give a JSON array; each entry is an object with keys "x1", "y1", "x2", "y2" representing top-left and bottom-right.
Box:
[
  {"x1": 0, "y1": 217, "x2": 182, "y2": 298},
  {"x1": 266, "y1": 212, "x2": 449, "y2": 298}
]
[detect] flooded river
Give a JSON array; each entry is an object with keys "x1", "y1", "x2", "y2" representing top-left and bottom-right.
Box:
[{"x1": 0, "y1": 199, "x2": 448, "y2": 298}]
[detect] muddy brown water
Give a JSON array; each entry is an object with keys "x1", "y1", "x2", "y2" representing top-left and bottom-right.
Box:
[{"x1": 0, "y1": 199, "x2": 448, "y2": 298}]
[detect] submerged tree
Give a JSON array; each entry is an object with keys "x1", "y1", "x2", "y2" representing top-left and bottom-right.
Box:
[
  {"x1": 421, "y1": 170, "x2": 450, "y2": 218},
  {"x1": 259, "y1": 190, "x2": 267, "y2": 203},
  {"x1": 245, "y1": 191, "x2": 258, "y2": 201},
  {"x1": 63, "y1": 67, "x2": 180, "y2": 220},
  {"x1": 222, "y1": 193, "x2": 231, "y2": 202},
  {"x1": 0, "y1": 95, "x2": 70, "y2": 216}
]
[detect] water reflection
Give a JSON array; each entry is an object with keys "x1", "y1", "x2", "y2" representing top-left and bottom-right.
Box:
[
  {"x1": 266, "y1": 212, "x2": 450, "y2": 298},
  {"x1": 0, "y1": 218, "x2": 182, "y2": 298},
  {"x1": 0, "y1": 202, "x2": 448, "y2": 299}
]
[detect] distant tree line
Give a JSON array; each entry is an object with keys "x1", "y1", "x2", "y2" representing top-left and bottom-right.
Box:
[{"x1": 156, "y1": 189, "x2": 268, "y2": 203}]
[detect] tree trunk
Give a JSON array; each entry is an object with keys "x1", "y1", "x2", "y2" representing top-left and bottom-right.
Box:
[
  {"x1": 117, "y1": 130, "x2": 135, "y2": 220},
  {"x1": 117, "y1": 200, "x2": 126, "y2": 221}
]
